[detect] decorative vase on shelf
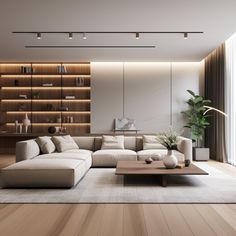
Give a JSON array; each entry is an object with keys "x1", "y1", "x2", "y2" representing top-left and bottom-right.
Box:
[
  {"x1": 163, "y1": 150, "x2": 178, "y2": 169},
  {"x1": 22, "y1": 113, "x2": 31, "y2": 133}
]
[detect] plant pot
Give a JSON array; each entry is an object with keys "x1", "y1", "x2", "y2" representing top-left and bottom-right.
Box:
[
  {"x1": 193, "y1": 147, "x2": 209, "y2": 161},
  {"x1": 163, "y1": 150, "x2": 178, "y2": 169}
]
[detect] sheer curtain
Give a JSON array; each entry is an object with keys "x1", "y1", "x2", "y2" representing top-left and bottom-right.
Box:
[{"x1": 225, "y1": 33, "x2": 236, "y2": 166}]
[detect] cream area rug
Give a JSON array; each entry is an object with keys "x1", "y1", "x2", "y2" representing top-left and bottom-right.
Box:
[{"x1": 0, "y1": 162, "x2": 236, "y2": 203}]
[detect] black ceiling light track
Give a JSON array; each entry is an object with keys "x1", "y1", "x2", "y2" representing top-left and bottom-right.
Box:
[{"x1": 25, "y1": 45, "x2": 156, "y2": 48}]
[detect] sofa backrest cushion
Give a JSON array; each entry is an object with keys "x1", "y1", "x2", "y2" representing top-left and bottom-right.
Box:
[
  {"x1": 52, "y1": 135, "x2": 79, "y2": 152},
  {"x1": 143, "y1": 135, "x2": 165, "y2": 150},
  {"x1": 101, "y1": 135, "x2": 125, "y2": 149},
  {"x1": 94, "y1": 136, "x2": 137, "y2": 151},
  {"x1": 73, "y1": 137, "x2": 95, "y2": 151},
  {"x1": 36, "y1": 136, "x2": 56, "y2": 154}
]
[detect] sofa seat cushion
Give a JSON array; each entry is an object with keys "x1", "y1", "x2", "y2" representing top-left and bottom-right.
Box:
[
  {"x1": 92, "y1": 149, "x2": 137, "y2": 167},
  {"x1": 0, "y1": 159, "x2": 87, "y2": 188},
  {"x1": 34, "y1": 149, "x2": 92, "y2": 170},
  {"x1": 137, "y1": 149, "x2": 185, "y2": 162}
]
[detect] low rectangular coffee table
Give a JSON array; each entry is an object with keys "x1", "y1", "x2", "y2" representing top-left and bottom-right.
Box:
[{"x1": 115, "y1": 160, "x2": 208, "y2": 187}]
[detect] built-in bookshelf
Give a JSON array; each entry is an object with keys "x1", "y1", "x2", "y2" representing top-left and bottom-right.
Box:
[{"x1": 0, "y1": 63, "x2": 91, "y2": 135}]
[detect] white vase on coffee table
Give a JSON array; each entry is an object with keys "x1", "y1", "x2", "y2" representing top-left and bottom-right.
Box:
[{"x1": 163, "y1": 150, "x2": 178, "y2": 169}]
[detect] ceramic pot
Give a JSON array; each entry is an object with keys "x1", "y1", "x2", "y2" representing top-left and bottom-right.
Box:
[
  {"x1": 22, "y1": 113, "x2": 31, "y2": 133},
  {"x1": 163, "y1": 150, "x2": 178, "y2": 169}
]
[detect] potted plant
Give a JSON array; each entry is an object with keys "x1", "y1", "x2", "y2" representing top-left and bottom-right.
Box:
[
  {"x1": 182, "y1": 90, "x2": 211, "y2": 160},
  {"x1": 157, "y1": 130, "x2": 178, "y2": 168}
]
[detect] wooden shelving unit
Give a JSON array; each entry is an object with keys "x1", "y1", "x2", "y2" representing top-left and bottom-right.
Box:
[{"x1": 0, "y1": 63, "x2": 91, "y2": 135}]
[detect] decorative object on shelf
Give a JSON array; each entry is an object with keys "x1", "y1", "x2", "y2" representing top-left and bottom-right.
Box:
[
  {"x1": 70, "y1": 116, "x2": 74, "y2": 123},
  {"x1": 14, "y1": 80, "x2": 19, "y2": 86},
  {"x1": 65, "y1": 95, "x2": 76, "y2": 99},
  {"x1": 22, "y1": 113, "x2": 31, "y2": 133},
  {"x1": 32, "y1": 92, "x2": 40, "y2": 99},
  {"x1": 48, "y1": 126, "x2": 56, "y2": 134},
  {"x1": 14, "y1": 120, "x2": 19, "y2": 133},
  {"x1": 19, "y1": 124, "x2": 23, "y2": 134},
  {"x1": 60, "y1": 106, "x2": 69, "y2": 111},
  {"x1": 75, "y1": 77, "x2": 84, "y2": 87},
  {"x1": 145, "y1": 157, "x2": 153, "y2": 164},
  {"x1": 182, "y1": 90, "x2": 227, "y2": 161},
  {"x1": 42, "y1": 83, "x2": 53, "y2": 87},
  {"x1": 21, "y1": 66, "x2": 32, "y2": 74},
  {"x1": 56, "y1": 114, "x2": 62, "y2": 123},
  {"x1": 19, "y1": 94, "x2": 27, "y2": 99},
  {"x1": 60, "y1": 126, "x2": 67, "y2": 134},
  {"x1": 115, "y1": 118, "x2": 136, "y2": 131},
  {"x1": 157, "y1": 130, "x2": 178, "y2": 169},
  {"x1": 57, "y1": 65, "x2": 67, "y2": 73}
]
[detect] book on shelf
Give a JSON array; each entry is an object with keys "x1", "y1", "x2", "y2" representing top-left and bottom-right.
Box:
[{"x1": 57, "y1": 65, "x2": 67, "y2": 73}]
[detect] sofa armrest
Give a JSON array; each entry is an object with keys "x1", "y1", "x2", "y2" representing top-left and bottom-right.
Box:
[
  {"x1": 177, "y1": 136, "x2": 192, "y2": 161},
  {"x1": 16, "y1": 139, "x2": 40, "y2": 162}
]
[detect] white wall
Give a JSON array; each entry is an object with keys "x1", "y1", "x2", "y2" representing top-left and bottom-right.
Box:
[{"x1": 91, "y1": 62, "x2": 204, "y2": 135}]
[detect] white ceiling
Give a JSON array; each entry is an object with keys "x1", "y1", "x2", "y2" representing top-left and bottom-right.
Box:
[{"x1": 0, "y1": 0, "x2": 236, "y2": 62}]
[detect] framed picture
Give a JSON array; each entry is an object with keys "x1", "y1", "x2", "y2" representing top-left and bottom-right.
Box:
[{"x1": 115, "y1": 118, "x2": 136, "y2": 130}]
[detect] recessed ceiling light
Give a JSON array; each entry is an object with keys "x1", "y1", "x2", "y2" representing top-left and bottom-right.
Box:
[
  {"x1": 37, "y1": 32, "x2": 41, "y2": 39},
  {"x1": 83, "y1": 33, "x2": 87, "y2": 40},
  {"x1": 184, "y1": 32, "x2": 188, "y2": 39},
  {"x1": 69, "y1": 32, "x2": 73, "y2": 39}
]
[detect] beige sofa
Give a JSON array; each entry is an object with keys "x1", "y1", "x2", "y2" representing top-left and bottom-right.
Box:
[{"x1": 0, "y1": 135, "x2": 192, "y2": 188}]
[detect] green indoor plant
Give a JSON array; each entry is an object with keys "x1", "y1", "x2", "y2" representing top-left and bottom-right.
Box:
[
  {"x1": 182, "y1": 90, "x2": 211, "y2": 161},
  {"x1": 182, "y1": 90, "x2": 211, "y2": 147}
]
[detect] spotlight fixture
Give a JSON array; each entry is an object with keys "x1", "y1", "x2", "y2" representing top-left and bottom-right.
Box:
[
  {"x1": 69, "y1": 32, "x2": 73, "y2": 39},
  {"x1": 83, "y1": 33, "x2": 87, "y2": 40},
  {"x1": 136, "y1": 32, "x2": 140, "y2": 39},
  {"x1": 184, "y1": 32, "x2": 188, "y2": 39},
  {"x1": 37, "y1": 32, "x2": 41, "y2": 39}
]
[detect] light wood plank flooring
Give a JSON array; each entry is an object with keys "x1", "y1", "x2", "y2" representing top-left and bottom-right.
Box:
[
  {"x1": 0, "y1": 204, "x2": 236, "y2": 236},
  {"x1": 0, "y1": 155, "x2": 236, "y2": 236}
]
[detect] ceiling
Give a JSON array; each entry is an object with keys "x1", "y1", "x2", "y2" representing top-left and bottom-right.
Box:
[{"x1": 0, "y1": 0, "x2": 236, "y2": 62}]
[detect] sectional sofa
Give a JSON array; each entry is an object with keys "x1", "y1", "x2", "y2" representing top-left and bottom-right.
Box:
[{"x1": 0, "y1": 135, "x2": 192, "y2": 188}]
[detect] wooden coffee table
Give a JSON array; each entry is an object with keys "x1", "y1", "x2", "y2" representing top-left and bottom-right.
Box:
[{"x1": 115, "y1": 160, "x2": 208, "y2": 187}]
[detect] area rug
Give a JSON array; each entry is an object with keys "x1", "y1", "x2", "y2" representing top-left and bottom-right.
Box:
[{"x1": 0, "y1": 162, "x2": 236, "y2": 203}]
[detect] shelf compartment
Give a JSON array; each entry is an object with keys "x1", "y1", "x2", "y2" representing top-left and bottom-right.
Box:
[
  {"x1": 6, "y1": 123, "x2": 90, "y2": 126},
  {"x1": 6, "y1": 111, "x2": 91, "y2": 114},
  {"x1": 0, "y1": 87, "x2": 90, "y2": 90},
  {"x1": 0, "y1": 62, "x2": 91, "y2": 135}
]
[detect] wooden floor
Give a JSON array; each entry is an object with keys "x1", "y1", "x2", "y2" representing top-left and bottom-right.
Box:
[{"x1": 0, "y1": 155, "x2": 236, "y2": 236}]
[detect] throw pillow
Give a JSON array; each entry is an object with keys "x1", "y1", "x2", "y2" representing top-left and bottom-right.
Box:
[
  {"x1": 36, "y1": 136, "x2": 56, "y2": 154},
  {"x1": 143, "y1": 135, "x2": 165, "y2": 150},
  {"x1": 52, "y1": 135, "x2": 79, "y2": 152},
  {"x1": 101, "y1": 135, "x2": 125, "y2": 149}
]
